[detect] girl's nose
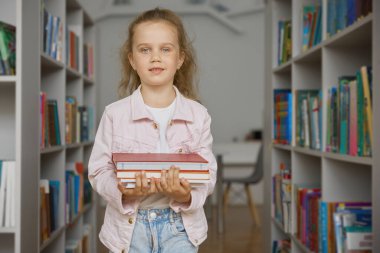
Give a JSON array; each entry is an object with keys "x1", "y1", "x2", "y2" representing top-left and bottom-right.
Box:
[{"x1": 151, "y1": 51, "x2": 161, "y2": 62}]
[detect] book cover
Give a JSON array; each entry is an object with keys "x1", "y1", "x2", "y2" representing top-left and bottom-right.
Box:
[
  {"x1": 112, "y1": 152, "x2": 208, "y2": 164},
  {"x1": 117, "y1": 170, "x2": 210, "y2": 180}
]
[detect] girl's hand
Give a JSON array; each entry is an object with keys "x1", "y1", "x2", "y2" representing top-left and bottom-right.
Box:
[
  {"x1": 118, "y1": 171, "x2": 157, "y2": 201},
  {"x1": 155, "y1": 166, "x2": 192, "y2": 203}
]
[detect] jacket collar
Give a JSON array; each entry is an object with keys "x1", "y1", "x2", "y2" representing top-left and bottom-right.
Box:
[{"x1": 131, "y1": 85, "x2": 194, "y2": 122}]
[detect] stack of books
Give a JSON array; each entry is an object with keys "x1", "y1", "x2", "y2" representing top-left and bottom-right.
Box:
[{"x1": 112, "y1": 153, "x2": 209, "y2": 188}]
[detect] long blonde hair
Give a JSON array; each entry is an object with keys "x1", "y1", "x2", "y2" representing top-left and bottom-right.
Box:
[{"x1": 119, "y1": 8, "x2": 199, "y2": 100}]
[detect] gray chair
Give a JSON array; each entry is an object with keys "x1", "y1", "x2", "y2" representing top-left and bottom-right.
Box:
[{"x1": 222, "y1": 145, "x2": 263, "y2": 226}]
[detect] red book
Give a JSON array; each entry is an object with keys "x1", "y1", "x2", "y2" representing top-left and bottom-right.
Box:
[
  {"x1": 113, "y1": 153, "x2": 209, "y2": 171},
  {"x1": 112, "y1": 153, "x2": 208, "y2": 163}
]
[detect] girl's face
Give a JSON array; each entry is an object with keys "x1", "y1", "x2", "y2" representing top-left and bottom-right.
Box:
[{"x1": 129, "y1": 21, "x2": 184, "y2": 88}]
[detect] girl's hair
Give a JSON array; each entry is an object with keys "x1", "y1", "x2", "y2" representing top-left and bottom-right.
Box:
[{"x1": 119, "y1": 8, "x2": 199, "y2": 100}]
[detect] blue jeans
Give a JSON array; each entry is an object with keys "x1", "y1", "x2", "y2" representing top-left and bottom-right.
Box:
[{"x1": 121, "y1": 208, "x2": 198, "y2": 253}]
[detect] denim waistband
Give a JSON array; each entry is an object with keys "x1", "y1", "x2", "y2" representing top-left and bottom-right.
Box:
[{"x1": 136, "y1": 208, "x2": 181, "y2": 222}]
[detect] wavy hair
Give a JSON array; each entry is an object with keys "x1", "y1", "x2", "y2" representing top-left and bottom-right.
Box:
[{"x1": 118, "y1": 8, "x2": 199, "y2": 100}]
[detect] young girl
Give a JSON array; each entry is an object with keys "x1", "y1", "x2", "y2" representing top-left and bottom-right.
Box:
[{"x1": 88, "y1": 8, "x2": 217, "y2": 253}]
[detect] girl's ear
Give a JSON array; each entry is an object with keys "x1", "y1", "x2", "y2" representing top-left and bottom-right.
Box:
[
  {"x1": 177, "y1": 51, "x2": 185, "y2": 70},
  {"x1": 128, "y1": 53, "x2": 136, "y2": 70}
]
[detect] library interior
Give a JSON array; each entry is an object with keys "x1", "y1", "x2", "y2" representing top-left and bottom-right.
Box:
[{"x1": 0, "y1": 0, "x2": 378, "y2": 252}]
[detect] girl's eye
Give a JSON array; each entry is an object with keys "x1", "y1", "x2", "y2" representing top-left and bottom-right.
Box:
[
  {"x1": 162, "y1": 48, "x2": 171, "y2": 53},
  {"x1": 140, "y1": 48, "x2": 150, "y2": 53}
]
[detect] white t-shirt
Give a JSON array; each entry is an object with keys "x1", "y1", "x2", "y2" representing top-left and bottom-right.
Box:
[{"x1": 139, "y1": 99, "x2": 176, "y2": 209}]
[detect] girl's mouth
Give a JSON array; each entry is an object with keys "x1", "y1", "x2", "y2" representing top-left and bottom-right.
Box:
[{"x1": 149, "y1": 67, "x2": 164, "y2": 74}]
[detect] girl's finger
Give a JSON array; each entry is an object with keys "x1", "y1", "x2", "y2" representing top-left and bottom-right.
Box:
[
  {"x1": 141, "y1": 171, "x2": 149, "y2": 191},
  {"x1": 155, "y1": 178, "x2": 164, "y2": 192},
  {"x1": 180, "y1": 178, "x2": 191, "y2": 192},
  {"x1": 173, "y1": 168, "x2": 181, "y2": 188},
  {"x1": 161, "y1": 170, "x2": 168, "y2": 191},
  {"x1": 135, "y1": 172, "x2": 143, "y2": 193},
  {"x1": 149, "y1": 178, "x2": 157, "y2": 193},
  {"x1": 167, "y1": 167, "x2": 175, "y2": 188}
]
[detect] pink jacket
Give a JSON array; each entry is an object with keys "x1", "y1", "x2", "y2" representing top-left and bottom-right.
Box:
[{"x1": 88, "y1": 86, "x2": 217, "y2": 253}]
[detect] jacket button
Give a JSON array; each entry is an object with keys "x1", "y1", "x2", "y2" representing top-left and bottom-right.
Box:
[
  {"x1": 128, "y1": 218, "x2": 134, "y2": 224},
  {"x1": 178, "y1": 148, "x2": 183, "y2": 153},
  {"x1": 152, "y1": 122, "x2": 158, "y2": 129}
]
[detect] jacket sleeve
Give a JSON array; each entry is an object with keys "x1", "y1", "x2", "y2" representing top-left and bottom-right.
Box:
[
  {"x1": 170, "y1": 111, "x2": 217, "y2": 213},
  {"x1": 88, "y1": 108, "x2": 137, "y2": 215}
]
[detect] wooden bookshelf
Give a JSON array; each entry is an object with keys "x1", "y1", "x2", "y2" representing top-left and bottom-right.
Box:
[
  {"x1": 265, "y1": 0, "x2": 379, "y2": 252},
  {"x1": 0, "y1": 0, "x2": 97, "y2": 252}
]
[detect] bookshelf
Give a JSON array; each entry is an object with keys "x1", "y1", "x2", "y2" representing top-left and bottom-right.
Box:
[
  {"x1": 0, "y1": 0, "x2": 97, "y2": 252},
  {"x1": 265, "y1": 0, "x2": 379, "y2": 252}
]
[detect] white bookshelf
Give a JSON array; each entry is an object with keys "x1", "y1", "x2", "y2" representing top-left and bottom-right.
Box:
[
  {"x1": 0, "y1": 0, "x2": 97, "y2": 252},
  {"x1": 264, "y1": 0, "x2": 379, "y2": 252}
]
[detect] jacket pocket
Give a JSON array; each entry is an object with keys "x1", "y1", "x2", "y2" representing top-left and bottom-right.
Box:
[{"x1": 112, "y1": 135, "x2": 155, "y2": 153}]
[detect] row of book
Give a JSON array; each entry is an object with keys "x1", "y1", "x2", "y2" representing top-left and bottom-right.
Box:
[
  {"x1": 40, "y1": 93, "x2": 61, "y2": 147},
  {"x1": 39, "y1": 162, "x2": 93, "y2": 244},
  {"x1": 273, "y1": 89, "x2": 292, "y2": 145},
  {"x1": 272, "y1": 163, "x2": 291, "y2": 233},
  {"x1": 113, "y1": 152, "x2": 210, "y2": 189},
  {"x1": 302, "y1": 4, "x2": 322, "y2": 52},
  {"x1": 40, "y1": 93, "x2": 95, "y2": 148},
  {"x1": 0, "y1": 21, "x2": 16, "y2": 75},
  {"x1": 274, "y1": 65, "x2": 372, "y2": 157},
  {"x1": 272, "y1": 239, "x2": 291, "y2": 253},
  {"x1": 83, "y1": 43, "x2": 94, "y2": 79},
  {"x1": 277, "y1": 20, "x2": 292, "y2": 65},
  {"x1": 272, "y1": 160, "x2": 373, "y2": 252},
  {"x1": 296, "y1": 89, "x2": 322, "y2": 150},
  {"x1": 0, "y1": 161, "x2": 15, "y2": 228},
  {"x1": 325, "y1": 66, "x2": 373, "y2": 157},
  {"x1": 67, "y1": 27, "x2": 80, "y2": 71},
  {"x1": 65, "y1": 224, "x2": 92, "y2": 253},
  {"x1": 42, "y1": 8, "x2": 64, "y2": 62},
  {"x1": 293, "y1": 185, "x2": 372, "y2": 253},
  {"x1": 40, "y1": 179, "x2": 60, "y2": 243},
  {"x1": 66, "y1": 162, "x2": 85, "y2": 224},
  {"x1": 42, "y1": 2, "x2": 94, "y2": 77},
  {"x1": 65, "y1": 96, "x2": 95, "y2": 145},
  {"x1": 327, "y1": 0, "x2": 372, "y2": 38}
]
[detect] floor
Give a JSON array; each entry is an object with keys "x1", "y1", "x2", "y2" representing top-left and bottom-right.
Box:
[
  {"x1": 97, "y1": 205, "x2": 263, "y2": 253},
  {"x1": 199, "y1": 206, "x2": 263, "y2": 253}
]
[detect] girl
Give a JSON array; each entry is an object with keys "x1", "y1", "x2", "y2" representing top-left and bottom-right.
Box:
[{"x1": 88, "y1": 8, "x2": 217, "y2": 253}]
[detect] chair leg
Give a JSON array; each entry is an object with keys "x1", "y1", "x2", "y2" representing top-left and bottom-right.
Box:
[
  {"x1": 223, "y1": 183, "x2": 231, "y2": 214},
  {"x1": 244, "y1": 184, "x2": 261, "y2": 227}
]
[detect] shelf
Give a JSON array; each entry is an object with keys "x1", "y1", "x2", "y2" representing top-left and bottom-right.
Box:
[
  {"x1": 0, "y1": 227, "x2": 15, "y2": 234},
  {"x1": 323, "y1": 14, "x2": 372, "y2": 48},
  {"x1": 82, "y1": 140, "x2": 94, "y2": 146},
  {"x1": 291, "y1": 235, "x2": 314, "y2": 253},
  {"x1": 273, "y1": 60, "x2": 292, "y2": 74},
  {"x1": 293, "y1": 44, "x2": 322, "y2": 63},
  {"x1": 39, "y1": 225, "x2": 66, "y2": 252},
  {"x1": 41, "y1": 53, "x2": 65, "y2": 71},
  {"x1": 273, "y1": 143, "x2": 292, "y2": 151},
  {"x1": 66, "y1": 67, "x2": 81, "y2": 80},
  {"x1": 83, "y1": 10, "x2": 94, "y2": 26},
  {"x1": 67, "y1": 203, "x2": 93, "y2": 228},
  {"x1": 293, "y1": 146, "x2": 322, "y2": 157},
  {"x1": 323, "y1": 152, "x2": 372, "y2": 166},
  {"x1": 65, "y1": 142, "x2": 82, "y2": 149},
  {"x1": 83, "y1": 75, "x2": 94, "y2": 85},
  {"x1": 0, "y1": 76, "x2": 17, "y2": 83},
  {"x1": 271, "y1": 217, "x2": 289, "y2": 236},
  {"x1": 40, "y1": 145, "x2": 65, "y2": 155}
]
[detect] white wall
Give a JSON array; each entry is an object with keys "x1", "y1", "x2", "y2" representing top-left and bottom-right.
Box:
[{"x1": 79, "y1": 0, "x2": 265, "y2": 143}]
